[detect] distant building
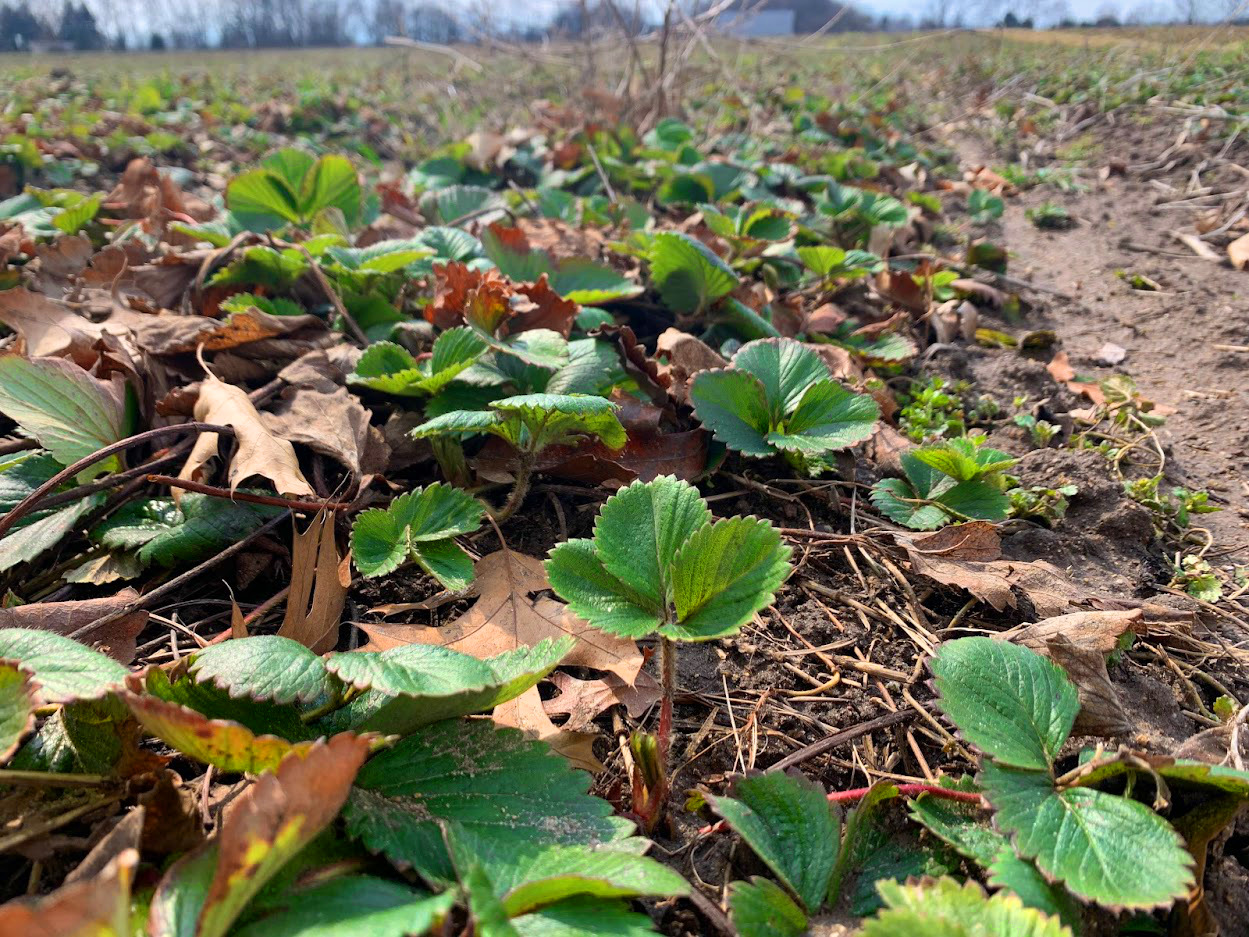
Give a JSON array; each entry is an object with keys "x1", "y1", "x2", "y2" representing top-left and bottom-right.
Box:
[
  {"x1": 28, "y1": 39, "x2": 76, "y2": 53},
  {"x1": 715, "y1": 10, "x2": 797, "y2": 36}
]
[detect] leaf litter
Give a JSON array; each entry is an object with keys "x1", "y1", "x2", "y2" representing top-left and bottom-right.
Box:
[{"x1": 1, "y1": 30, "x2": 1248, "y2": 937}]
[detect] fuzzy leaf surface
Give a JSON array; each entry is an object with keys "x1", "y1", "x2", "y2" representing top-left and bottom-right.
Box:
[
  {"x1": 931, "y1": 637, "x2": 1078, "y2": 771},
  {"x1": 189, "y1": 636, "x2": 330, "y2": 706},
  {"x1": 648, "y1": 231, "x2": 737, "y2": 315},
  {"x1": 728, "y1": 877, "x2": 808, "y2": 937},
  {"x1": 344, "y1": 718, "x2": 632, "y2": 882},
  {"x1": 707, "y1": 771, "x2": 838, "y2": 911},
  {"x1": 860, "y1": 877, "x2": 1072, "y2": 937},
  {"x1": 233, "y1": 877, "x2": 455, "y2": 937},
  {"x1": 0, "y1": 629, "x2": 127, "y2": 704}
]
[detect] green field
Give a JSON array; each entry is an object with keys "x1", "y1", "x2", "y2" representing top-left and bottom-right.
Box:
[{"x1": 1, "y1": 26, "x2": 1248, "y2": 937}]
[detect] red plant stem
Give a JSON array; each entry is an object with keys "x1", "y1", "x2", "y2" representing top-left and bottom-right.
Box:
[
  {"x1": 697, "y1": 783, "x2": 985, "y2": 837},
  {"x1": 146, "y1": 475, "x2": 351, "y2": 512}
]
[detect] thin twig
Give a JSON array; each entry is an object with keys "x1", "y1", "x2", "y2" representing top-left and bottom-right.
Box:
[
  {"x1": 146, "y1": 475, "x2": 351, "y2": 512},
  {"x1": 293, "y1": 244, "x2": 370, "y2": 347},
  {"x1": 0, "y1": 423, "x2": 233, "y2": 540},
  {"x1": 767, "y1": 708, "x2": 917, "y2": 773}
]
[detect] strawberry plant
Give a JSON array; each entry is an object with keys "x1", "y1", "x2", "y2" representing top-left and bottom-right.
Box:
[
  {"x1": 413, "y1": 393, "x2": 626, "y2": 521},
  {"x1": 689, "y1": 338, "x2": 880, "y2": 472},
  {"x1": 546, "y1": 476, "x2": 791, "y2": 827},
  {"x1": 226, "y1": 147, "x2": 363, "y2": 231},
  {"x1": 870, "y1": 437, "x2": 1017, "y2": 529},
  {"x1": 350, "y1": 483, "x2": 485, "y2": 589}
]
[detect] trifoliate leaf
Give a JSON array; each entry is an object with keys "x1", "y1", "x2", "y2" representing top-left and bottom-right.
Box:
[
  {"x1": 351, "y1": 329, "x2": 487, "y2": 397},
  {"x1": 981, "y1": 761, "x2": 1194, "y2": 909},
  {"x1": 930, "y1": 637, "x2": 1078, "y2": 771},
  {"x1": 0, "y1": 629, "x2": 127, "y2": 704},
  {"x1": 690, "y1": 338, "x2": 877, "y2": 460},
  {"x1": 344, "y1": 719, "x2": 633, "y2": 882},
  {"x1": 648, "y1": 231, "x2": 737, "y2": 315},
  {"x1": 707, "y1": 771, "x2": 838, "y2": 912},
  {"x1": 546, "y1": 477, "x2": 791, "y2": 642},
  {"x1": 350, "y1": 483, "x2": 484, "y2": 587},
  {"x1": 234, "y1": 877, "x2": 455, "y2": 937},
  {"x1": 0, "y1": 356, "x2": 127, "y2": 467},
  {"x1": 0, "y1": 660, "x2": 37, "y2": 762},
  {"x1": 189, "y1": 636, "x2": 330, "y2": 706},
  {"x1": 494, "y1": 393, "x2": 627, "y2": 450},
  {"x1": 91, "y1": 494, "x2": 283, "y2": 569},
  {"x1": 321, "y1": 637, "x2": 572, "y2": 735},
  {"x1": 860, "y1": 877, "x2": 1073, "y2": 937},
  {"x1": 729, "y1": 877, "x2": 808, "y2": 937}
]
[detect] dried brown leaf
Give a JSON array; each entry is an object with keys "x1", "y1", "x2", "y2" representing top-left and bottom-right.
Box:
[
  {"x1": 543, "y1": 669, "x2": 662, "y2": 731},
  {"x1": 1043, "y1": 634, "x2": 1132, "y2": 738},
  {"x1": 180, "y1": 375, "x2": 314, "y2": 497},
  {"x1": 900, "y1": 523, "x2": 1088, "y2": 617},
  {"x1": 277, "y1": 511, "x2": 348, "y2": 653},
  {"x1": 261, "y1": 385, "x2": 387, "y2": 477},
  {"x1": 0, "y1": 807, "x2": 138, "y2": 936},
  {"x1": 1227, "y1": 231, "x2": 1249, "y2": 270},
  {"x1": 0, "y1": 590, "x2": 147, "y2": 665},
  {"x1": 1002, "y1": 609, "x2": 1145, "y2": 655}
]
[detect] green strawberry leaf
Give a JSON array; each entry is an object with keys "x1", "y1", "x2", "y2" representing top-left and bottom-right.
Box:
[
  {"x1": 0, "y1": 356, "x2": 127, "y2": 468},
  {"x1": 351, "y1": 483, "x2": 484, "y2": 587},
  {"x1": 0, "y1": 629, "x2": 127, "y2": 704},
  {"x1": 343, "y1": 719, "x2": 633, "y2": 883},
  {"x1": 688, "y1": 368, "x2": 773, "y2": 457},
  {"x1": 647, "y1": 231, "x2": 737, "y2": 315},
  {"x1": 0, "y1": 660, "x2": 37, "y2": 763},
  {"x1": 233, "y1": 877, "x2": 454, "y2": 937},
  {"x1": 981, "y1": 761, "x2": 1195, "y2": 909},
  {"x1": 931, "y1": 638, "x2": 1079, "y2": 771},
  {"x1": 707, "y1": 771, "x2": 838, "y2": 912},
  {"x1": 860, "y1": 877, "x2": 1073, "y2": 937},
  {"x1": 321, "y1": 637, "x2": 572, "y2": 735},
  {"x1": 729, "y1": 877, "x2": 808, "y2": 937},
  {"x1": 188, "y1": 636, "x2": 331, "y2": 706}
]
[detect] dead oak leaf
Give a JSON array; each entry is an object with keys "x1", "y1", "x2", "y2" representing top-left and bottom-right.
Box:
[
  {"x1": 359, "y1": 549, "x2": 643, "y2": 681},
  {"x1": 543, "y1": 669, "x2": 662, "y2": 732},
  {"x1": 356, "y1": 549, "x2": 645, "y2": 774},
  {"x1": 0, "y1": 589, "x2": 147, "y2": 665},
  {"x1": 180, "y1": 375, "x2": 314, "y2": 498},
  {"x1": 899, "y1": 522, "x2": 1089, "y2": 618}
]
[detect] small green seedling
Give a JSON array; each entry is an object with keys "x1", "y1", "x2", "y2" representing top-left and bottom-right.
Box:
[
  {"x1": 546, "y1": 476, "x2": 791, "y2": 827},
  {"x1": 870, "y1": 437, "x2": 1017, "y2": 529},
  {"x1": 226, "y1": 147, "x2": 362, "y2": 231},
  {"x1": 1008, "y1": 483, "x2": 1077, "y2": 525},
  {"x1": 898, "y1": 376, "x2": 970, "y2": 442},
  {"x1": 350, "y1": 482, "x2": 484, "y2": 590},
  {"x1": 350, "y1": 328, "x2": 488, "y2": 398},
  {"x1": 1171, "y1": 553, "x2": 1221, "y2": 603},
  {"x1": 1025, "y1": 202, "x2": 1074, "y2": 230},
  {"x1": 413, "y1": 393, "x2": 626, "y2": 522},
  {"x1": 689, "y1": 338, "x2": 880, "y2": 473},
  {"x1": 1012, "y1": 412, "x2": 1060, "y2": 447},
  {"x1": 968, "y1": 189, "x2": 1005, "y2": 224},
  {"x1": 796, "y1": 245, "x2": 884, "y2": 287}
]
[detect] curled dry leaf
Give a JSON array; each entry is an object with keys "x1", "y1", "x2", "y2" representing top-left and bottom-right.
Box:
[
  {"x1": 1038, "y1": 633, "x2": 1132, "y2": 738},
  {"x1": 654, "y1": 327, "x2": 725, "y2": 405},
  {"x1": 950, "y1": 278, "x2": 1007, "y2": 308},
  {"x1": 899, "y1": 522, "x2": 1090, "y2": 618},
  {"x1": 1227, "y1": 231, "x2": 1249, "y2": 271},
  {"x1": 1001, "y1": 609, "x2": 1145, "y2": 655},
  {"x1": 277, "y1": 510, "x2": 349, "y2": 653},
  {"x1": 261, "y1": 385, "x2": 389, "y2": 478},
  {"x1": 511, "y1": 274, "x2": 579, "y2": 337},
  {"x1": 0, "y1": 287, "x2": 106, "y2": 366},
  {"x1": 543, "y1": 669, "x2": 662, "y2": 732},
  {"x1": 180, "y1": 375, "x2": 314, "y2": 498},
  {"x1": 1046, "y1": 351, "x2": 1106, "y2": 406},
  {"x1": 597, "y1": 323, "x2": 674, "y2": 409},
  {"x1": 0, "y1": 589, "x2": 147, "y2": 665}
]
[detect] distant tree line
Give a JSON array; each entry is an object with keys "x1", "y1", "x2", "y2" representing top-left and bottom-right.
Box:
[{"x1": 1, "y1": 0, "x2": 1244, "y2": 55}]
